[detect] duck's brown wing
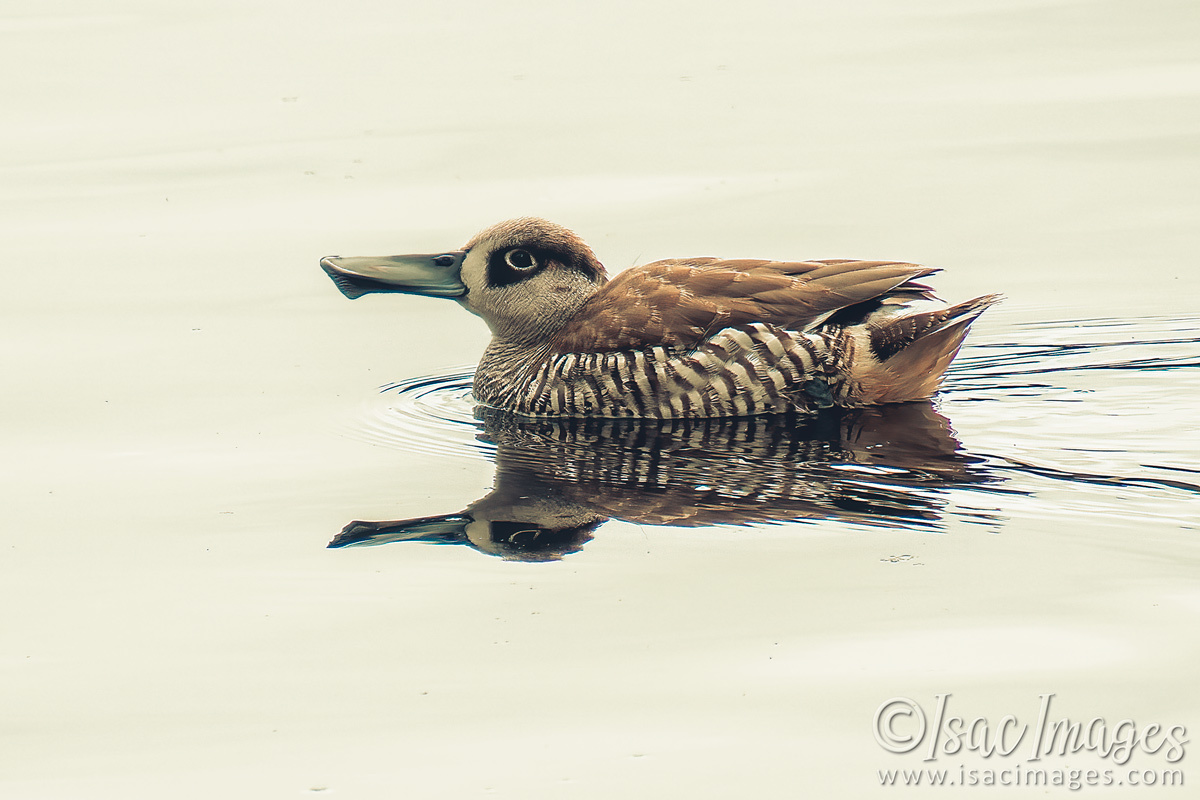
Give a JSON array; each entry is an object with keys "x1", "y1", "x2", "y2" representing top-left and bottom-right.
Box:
[{"x1": 552, "y1": 257, "x2": 939, "y2": 353}]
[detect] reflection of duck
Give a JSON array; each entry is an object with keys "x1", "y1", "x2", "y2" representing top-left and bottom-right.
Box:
[
  {"x1": 329, "y1": 402, "x2": 1002, "y2": 560},
  {"x1": 322, "y1": 218, "x2": 1000, "y2": 419}
]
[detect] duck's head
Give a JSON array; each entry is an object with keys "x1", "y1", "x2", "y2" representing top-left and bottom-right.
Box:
[{"x1": 321, "y1": 218, "x2": 607, "y2": 344}]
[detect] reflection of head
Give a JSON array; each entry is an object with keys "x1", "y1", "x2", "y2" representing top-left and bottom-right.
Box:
[
  {"x1": 472, "y1": 519, "x2": 603, "y2": 562},
  {"x1": 330, "y1": 403, "x2": 1004, "y2": 560},
  {"x1": 330, "y1": 508, "x2": 605, "y2": 562}
]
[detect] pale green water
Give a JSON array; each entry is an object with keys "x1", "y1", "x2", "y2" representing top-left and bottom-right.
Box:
[{"x1": 3, "y1": 1, "x2": 1198, "y2": 798}]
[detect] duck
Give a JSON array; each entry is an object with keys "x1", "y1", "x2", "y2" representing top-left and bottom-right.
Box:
[{"x1": 321, "y1": 218, "x2": 1000, "y2": 418}]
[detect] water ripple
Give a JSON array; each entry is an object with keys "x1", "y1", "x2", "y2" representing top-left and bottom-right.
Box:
[
  {"x1": 945, "y1": 314, "x2": 1200, "y2": 386},
  {"x1": 942, "y1": 313, "x2": 1200, "y2": 508},
  {"x1": 345, "y1": 367, "x2": 490, "y2": 460}
]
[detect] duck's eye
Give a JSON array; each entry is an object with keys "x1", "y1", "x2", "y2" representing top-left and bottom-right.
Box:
[{"x1": 504, "y1": 249, "x2": 537, "y2": 271}]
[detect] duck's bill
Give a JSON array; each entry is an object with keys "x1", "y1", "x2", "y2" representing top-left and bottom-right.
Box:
[
  {"x1": 320, "y1": 252, "x2": 467, "y2": 299},
  {"x1": 327, "y1": 514, "x2": 472, "y2": 548}
]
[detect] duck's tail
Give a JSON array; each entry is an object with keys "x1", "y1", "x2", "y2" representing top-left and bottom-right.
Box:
[{"x1": 840, "y1": 293, "x2": 1003, "y2": 405}]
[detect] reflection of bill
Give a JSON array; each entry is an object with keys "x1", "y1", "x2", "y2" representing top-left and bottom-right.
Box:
[{"x1": 330, "y1": 402, "x2": 1003, "y2": 560}]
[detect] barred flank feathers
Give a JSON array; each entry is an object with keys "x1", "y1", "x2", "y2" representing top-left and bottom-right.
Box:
[{"x1": 478, "y1": 325, "x2": 833, "y2": 418}]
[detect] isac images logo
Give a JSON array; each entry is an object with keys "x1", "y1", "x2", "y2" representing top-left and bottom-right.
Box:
[{"x1": 874, "y1": 693, "x2": 1187, "y2": 789}]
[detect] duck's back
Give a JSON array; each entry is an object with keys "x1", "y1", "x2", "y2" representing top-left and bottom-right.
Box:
[{"x1": 551, "y1": 257, "x2": 940, "y2": 354}]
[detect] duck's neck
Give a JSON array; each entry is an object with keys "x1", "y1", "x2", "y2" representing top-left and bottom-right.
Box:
[
  {"x1": 464, "y1": 275, "x2": 605, "y2": 408},
  {"x1": 473, "y1": 337, "x2": 555, "y2": 408}
]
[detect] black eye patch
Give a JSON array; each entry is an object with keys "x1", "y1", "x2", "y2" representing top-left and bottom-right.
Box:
[{"x1": 487, "y1": 247, "x2": 548, "y2": 288}]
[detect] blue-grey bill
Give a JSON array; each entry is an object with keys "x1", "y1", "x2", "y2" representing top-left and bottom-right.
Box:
[{"x1": 320, "y1": 252, "x2": 467, "y2": 299}]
